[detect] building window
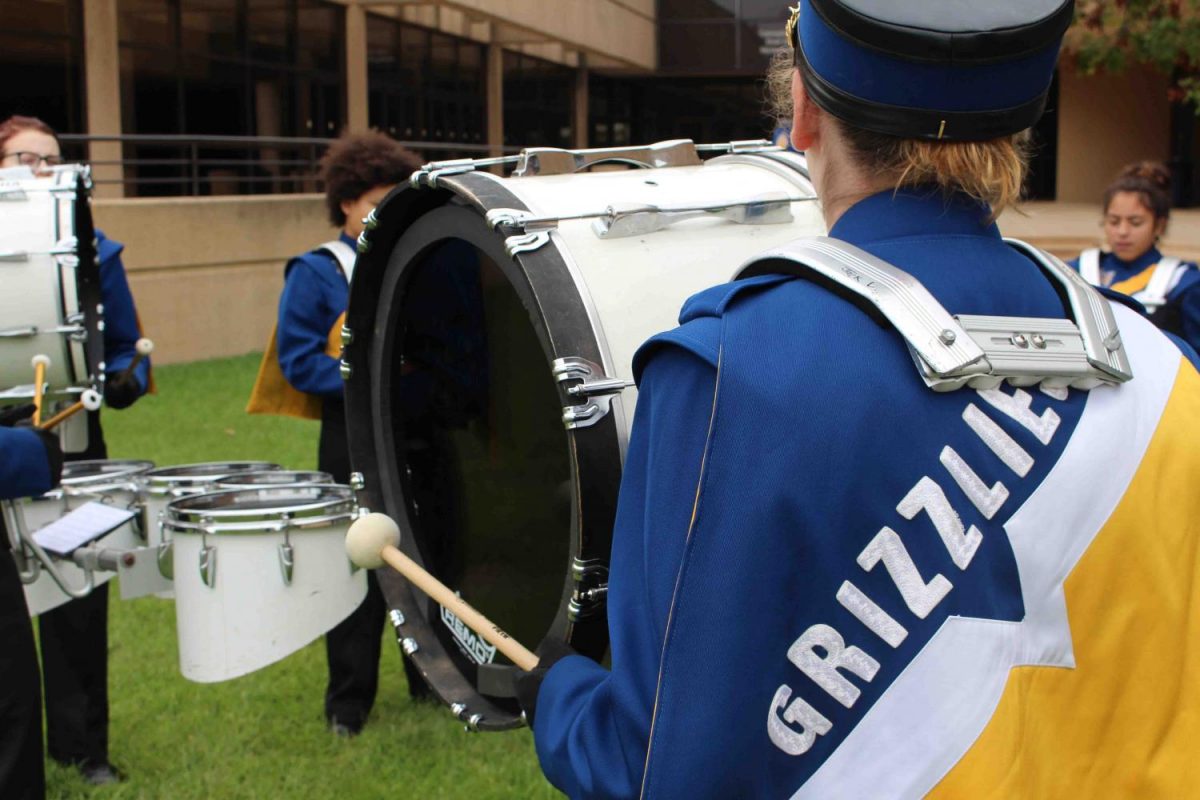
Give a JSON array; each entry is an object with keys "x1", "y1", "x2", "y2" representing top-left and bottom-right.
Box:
[
  {"x1": 367, "y1": 14, "x2": 486, "y2": 159},
  {"x1": 658, "y1": 0, "x2": 790, "y2": 75},
  {"x1": 0, "y1": 0, "x2": 85, "y2": 146},
  {"x1": 118, "y1": 0, "x2": 344, "y2": 195},
  {"x1": 504, "y1": 51, "x2": 573, "y2": 149}
]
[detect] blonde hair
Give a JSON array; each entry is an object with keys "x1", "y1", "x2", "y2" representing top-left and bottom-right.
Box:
[{"x1": 767, "y1": 54, "x2": 1030, "y2": 214}]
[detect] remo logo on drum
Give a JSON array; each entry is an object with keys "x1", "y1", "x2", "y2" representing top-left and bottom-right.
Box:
[{"x1": 441, "y1": 603, "x2": 498, "y2": 665}]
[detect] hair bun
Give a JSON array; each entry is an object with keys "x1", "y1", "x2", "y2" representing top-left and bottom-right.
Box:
[{"x1": 1119, "y1": 160, "x2": 1171, "y2": 190}]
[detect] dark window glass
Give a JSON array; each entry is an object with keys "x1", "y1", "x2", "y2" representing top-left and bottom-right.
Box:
[
  {"x1": 0, "y1": 0, "x2": 85, "y2": 137},
  {"x1": 657, "y1": 0, "x2": 792, "y2": 74},
  {"x1": 659, "y1": 0, "x2": 736, "y2": 19},
  {"x1": 503, "y1": 51, "x2": 573, "y2": 149},
  {"x1": 118, "y1": 0, "x2": 344, "y2": 195}
]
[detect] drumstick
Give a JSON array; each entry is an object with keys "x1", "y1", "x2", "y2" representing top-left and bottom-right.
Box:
[
  {"x1": 345, "y1": 513, "x2": 539, "y2": 671},
  {"x1": 118, "y1": 338, "x2": 154, "y2": 382},
  {"x1": 31, "y1": 354, "x2": 51, "y2": 426},
  {"x1": 38, "y1": 389, "x2": 102, "y2": 431}
]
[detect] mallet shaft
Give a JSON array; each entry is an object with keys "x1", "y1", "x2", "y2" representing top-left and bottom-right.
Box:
[
  {"x1": 38, "y1": 400, "x2": 84, "y2": 431},
  {"x1": 32, "y1": 361, "x2": 47, "y2": 426},
  {"x1": 379, "y1": 543, "x2": 538, "y2": 671}
]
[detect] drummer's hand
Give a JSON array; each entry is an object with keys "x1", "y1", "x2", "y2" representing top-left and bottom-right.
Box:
[
  {"x1": 104, "y1": 371, "x2": 140, "y2": 410},
  {"x1": 514, "y1": 637, "x2": 578, "y2": 727},
  {"x1": 0, "y1": 404, "x2": 36, "y2": 427},
  {"x1": 14, "y1": 418, "x2": 63, "y2": 487}
]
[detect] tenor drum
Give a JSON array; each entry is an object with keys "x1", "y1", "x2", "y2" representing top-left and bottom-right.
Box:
[
  {"x1": 0, "y1": 165, "x2": 102, "y2": 401},
  {"x1": 4, "y1": 459, "x2": 154, "y2": 616},
  {"x1": 140, "y1": 461, "x2": 283, "y2": 549},
  {"x1": 214, "y1": 469, "x2": 334, "y2": 490},
  {"x1": 165, "y1": 486, "x2": 364, "y2": 682},
  {"x1": 342, "y1": 140, "x2": 825, "y2": 729}
]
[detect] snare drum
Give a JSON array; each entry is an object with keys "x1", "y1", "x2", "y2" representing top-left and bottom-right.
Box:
[
  {"x1": 0, "y1": 165, "x2": 102, "y2": 402},
  {"x1": 165, "y1": 485, "x2": 365, "y2": 682},
  {"x1": 341, "y1": 140, "x2": 825, "y2": 729},
  {"x1": 3, "y1": 459, "x2": 154, "y2": 616},
  {"x1": 214, "y1": 470, "x2": 333, "y2": 490}
]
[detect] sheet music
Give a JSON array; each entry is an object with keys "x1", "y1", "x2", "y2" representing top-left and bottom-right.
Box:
[{"x1": 32, "y1": 502, "x2": 136, "y2": 556}]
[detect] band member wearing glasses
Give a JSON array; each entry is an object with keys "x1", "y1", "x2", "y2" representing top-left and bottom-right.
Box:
[
  {"x1": 516, "y1": 2, "x2": 1200, "y2": 797},
  {"x1": 0, "y1": 115, "x2": 152, "y2": 786},
  {"x1": 0, "y1": 418, "x2": 64, "y2": 800}
]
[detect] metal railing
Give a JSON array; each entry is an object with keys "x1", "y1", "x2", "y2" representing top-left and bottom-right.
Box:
[{"x1": 57, "y1": 133, "x2": 504, "y2": 197}]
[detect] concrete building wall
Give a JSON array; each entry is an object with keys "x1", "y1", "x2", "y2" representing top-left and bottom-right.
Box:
[
  {"x1": 1056, "y1": 65, "x2": 1172, "y2": 203},
  {"x1": 95, "y1": 195, "x2": 333, "y2": 365}
]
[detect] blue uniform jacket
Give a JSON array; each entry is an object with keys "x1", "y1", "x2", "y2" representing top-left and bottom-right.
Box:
[
  {"x1": 276, "y1": 233, "x2": 353, "y2": 399},
  {"x1": 531, "y1": 189, "x2": 1200, "y2": 798},
  {"x1": 1068, "y1": 247, "x2": 1200, "y2": 354},
  {"x1": 97, "y1": 230, "x2": 151, "y2": 393},
  {"x1": 0, "y1": 428, "x2": 54, "y2": 499}
]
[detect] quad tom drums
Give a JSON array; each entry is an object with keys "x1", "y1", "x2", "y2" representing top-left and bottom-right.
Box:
[
  {"x1": 342, "y1": 139, "x2": 825, "y2": 729},
  {"x1": 165, "y1": 486, "x2": 364, "y2": 682},
  {"x1": 214, "y1": 470, "x2": 333, "y2": 490}
]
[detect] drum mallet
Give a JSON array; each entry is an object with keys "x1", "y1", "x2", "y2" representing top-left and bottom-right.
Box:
[
  {"x1": 31, "y1": 354, "x2": 51, "y2": 426},
  {"x1": 118, "y1": 338, "x2": 154, "y2": 383},
  {"x1": 345, "y1": 513, "x2": 539, "y2": 671},
  {"x1": 38, "y1": 389, "x2": 102, "y2": 431}
]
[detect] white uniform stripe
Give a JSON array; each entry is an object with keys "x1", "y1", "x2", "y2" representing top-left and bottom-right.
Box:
[{"x1": 794, "y1": 305, "x2": 1181, "y2": 799}]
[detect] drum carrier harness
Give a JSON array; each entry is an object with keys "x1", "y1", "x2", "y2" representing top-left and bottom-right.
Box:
[{"x1": 737, "y1": 237, "x2": 1134, "y2": 392}]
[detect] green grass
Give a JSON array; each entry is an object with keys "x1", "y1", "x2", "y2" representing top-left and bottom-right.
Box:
[{"x1": 44, "y1": 353, "x2": 559, "y2": 799}]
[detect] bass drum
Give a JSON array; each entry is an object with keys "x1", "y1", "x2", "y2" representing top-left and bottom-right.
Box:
[{"x1": 343, "y1": 140, "x2": 824, "y2": 730}]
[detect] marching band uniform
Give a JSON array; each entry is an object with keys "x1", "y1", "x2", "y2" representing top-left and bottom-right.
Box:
[
  {"x1": 1069, "y1": 246, "x2": 1200, "y2": 354},
  {"x1": 37, "y1": 229, "x2": 151, "y2": 783},
  {"x1": 521, "y1": 2, "x2": 1200, "y2": 797},
  {"x1": 1, "y1": 425, "x2": 62, "y2": 800},
  {"x1": 262, "y1": 232, "x2": 396, "y2": 733}
]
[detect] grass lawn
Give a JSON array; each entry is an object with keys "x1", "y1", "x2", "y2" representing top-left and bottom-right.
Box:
[{"x1": 43, "y1": 353, "x2": 559, "y2": 799}]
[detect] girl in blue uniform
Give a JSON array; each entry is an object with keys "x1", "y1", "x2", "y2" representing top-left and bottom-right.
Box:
[
  {"x1": 0, "y1": 115, "x2": 152, "y2": 786},
  {"x1": 515, "y1": 2, "x2": 1200, "y2": 798},
  {"x1": 1071, "y1": 161, "x2": 1200, "y2": 353},
  {"x1": 269, "y1": 132, "x2": 423, "y2": 736}
]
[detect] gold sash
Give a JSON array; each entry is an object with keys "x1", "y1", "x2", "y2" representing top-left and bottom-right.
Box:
[{"x1": 246, "y1": 312, "x2": 345, "y2": 420}]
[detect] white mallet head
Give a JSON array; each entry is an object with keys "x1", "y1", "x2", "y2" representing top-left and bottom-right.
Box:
[
  {"x1": 345, "y1": 512, "x2": 401, "y2": 569},
  {"x1": 31, "y1": 354, "x2": 51, "y2": 369},
  {"x1": 136, "y1": 338, "x2": 154, "y2": 356},
  {"x1": 81, "y1": 389, "x2": 102, "y2": 411}
]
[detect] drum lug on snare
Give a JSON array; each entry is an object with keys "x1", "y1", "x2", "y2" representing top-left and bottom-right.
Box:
[
  {"x1": 553, "y1": 357, "x2": 633, "y2": 430},
  {"x1": 349, "y1": 472, "x2": 365, "y2": 490},
  {"x1": 568, "y1": 557, "x2": 610, "y2": 621}
]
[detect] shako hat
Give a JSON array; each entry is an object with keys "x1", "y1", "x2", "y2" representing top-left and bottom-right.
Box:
[{"x1": 786, "y1": 0, "x2": 1074, "y2": 141}]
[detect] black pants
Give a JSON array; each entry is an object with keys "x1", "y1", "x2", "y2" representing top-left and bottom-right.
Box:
[
  {"x1": 321, "y1": 398, "x2": 428, "y2": 725},
  {"x1": 38, "y1": 411, "x2": 110, "y2": 767},
  {"x1": 0, "y1": 550, "x2": 45, "y2": 799}
]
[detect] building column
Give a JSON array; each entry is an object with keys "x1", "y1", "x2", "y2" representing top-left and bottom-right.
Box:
[
  {"x1": 83, "y1": 0, "x2": 123, "y2": 198},
  {"x1": 487, "y1": 43, "x2": 505, "y2": 160},
  {"x1": 573, "y1": 53, "x2": 589, "y2": 149},
  {"x1": 345, "y1": 3, "x2": 369, "y2": 133}
]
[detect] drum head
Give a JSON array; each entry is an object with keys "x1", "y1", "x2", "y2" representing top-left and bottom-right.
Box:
[
  {"x1": 345, "y1": 183, "x2": 618, "y2": 730},
  {"x1": 62, "y1": 459, "x2": 155, "y2": 486},
  {"x1": 215, "y1": 470, "x2": 334, "y2": 490}
]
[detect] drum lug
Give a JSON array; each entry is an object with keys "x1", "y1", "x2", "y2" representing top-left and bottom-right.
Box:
[
  {"x1": 401, "y1": 637, "x2": 420, "y2": 656},
  {"x1": 198, "y1": 543, "x2": 217, "y2": 588},
  {"x1": 568, "y1": 557, "x2": 609, "y2": 621},
  {"x1": 465, "y1": 714, "x2": 484, "y2": 733},
  {"x1": 340, "y1": 325, "x2": 354, "y2": 347},
  {"x1": 355, "y1": 230, "x2": 371, "y2": 254},
  {"x1": 156, "y1": 540, "x2": 174, "y2": 580},
  {"x1": 277, "y1": 542, "x2": 294, "y2": 586},
  {"x1": 339, "y1": 359, "x2": 353, "y2": 381},
  {"x1": 552, "y1": 357, "x2": 632, "y2": 430},
  {"x1": 349, "y1": 472, "x2": 365, "y2": 490},
  {"x1": 388, "y1": 609, "x2": 406, "y2": 628}
]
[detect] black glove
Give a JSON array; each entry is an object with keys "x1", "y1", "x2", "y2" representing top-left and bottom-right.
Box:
[
  {"x1": 514, "y1": 637, "x2": 578, "y2": 727},
  {"x1": 104, "y1": 371, "x2": 140, "y2": 410},
  {"x1": 0, "y1": 404, "x2": 36, "y2": 427},
  {"x1": 15, "y1": 419, "x2": 63, "y2": 487}
]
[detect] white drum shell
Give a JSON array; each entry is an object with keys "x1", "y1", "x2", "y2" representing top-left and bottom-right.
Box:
[
  {"x1": 171, "y1": 516, "x2": 366, "y2": 683},
  {"x1": 494, "y1": 153, "x2": 825, "y2": 442},
  {"x1": 0, "y1": 166, "x2": 90, "y2": 394}
]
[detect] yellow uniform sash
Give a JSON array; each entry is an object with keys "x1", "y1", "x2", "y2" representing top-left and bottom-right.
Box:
[{"x1": 245, "y1": 311, "x2": 345, "y2": 420}]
